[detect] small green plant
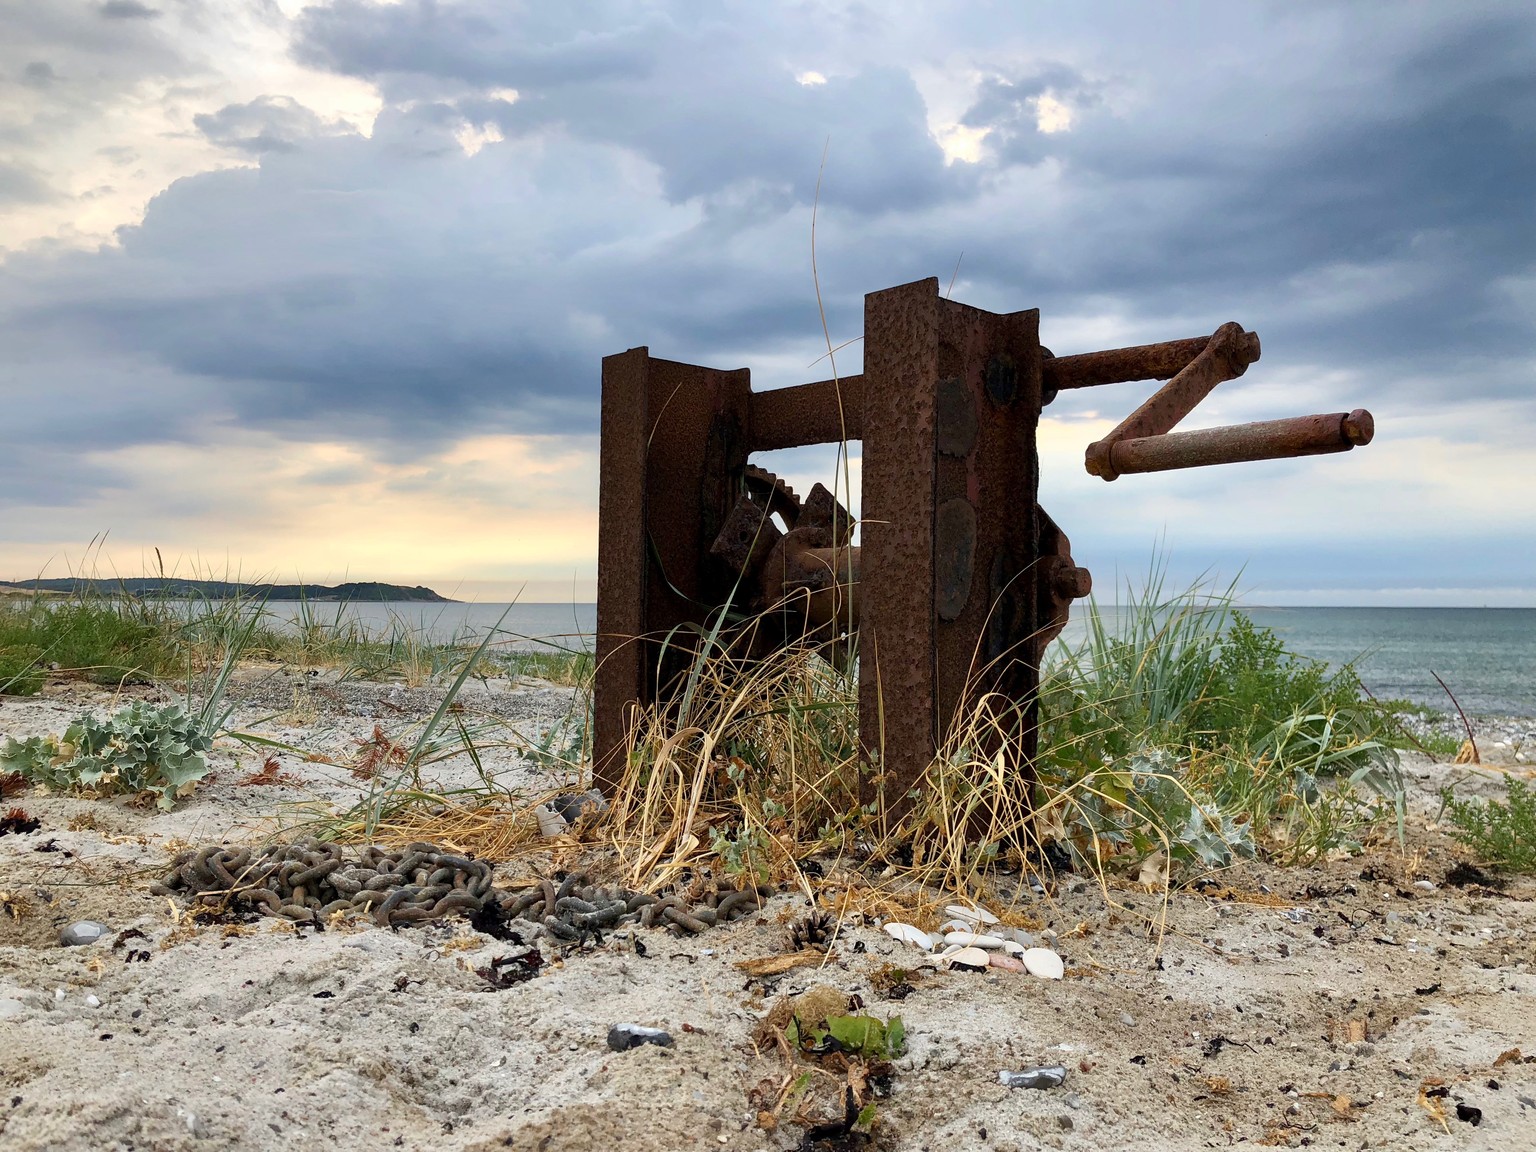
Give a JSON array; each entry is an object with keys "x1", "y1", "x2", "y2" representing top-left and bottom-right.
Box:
[
  {"x1": 0, "y1": 701, "x2": 213, "y2": 810},
  {"x1": 1442, "y1": 777, "x2": 1536, "y2": 873},
  {"x1": 786, "y1": 1013, "x2": 906, "y2": 1061}
]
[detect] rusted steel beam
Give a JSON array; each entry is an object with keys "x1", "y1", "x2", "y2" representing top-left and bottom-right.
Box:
[
  {"x1": 593, "y1": 350, "x2": 753, "y2": 792},
  {"x1": 1089, "y1": 409, "x2": 1374, "y2": 480},
  {"x1": 749, "y1": 375, "x2": 865, "y2": 451},
  {"x1": 1045, "y1": 334, "x2": 1211, "y2": 391}
]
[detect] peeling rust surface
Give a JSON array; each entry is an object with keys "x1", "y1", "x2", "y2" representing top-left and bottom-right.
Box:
[
  {"x1": 934, "y1": 498, "x2": 977, "y2": 621},
  {"x1": 936, "y1": 376, "x2": 978, "y2": 457}
]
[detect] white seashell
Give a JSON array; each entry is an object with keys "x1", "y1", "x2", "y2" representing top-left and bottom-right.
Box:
[
  {"x1": 938, "y1": 919, "x2": 975, "y2": 935},
  {"x1": 1021, "y1": 947, "x2": 1065, "y2": 980},
  {"x1": 947, "y1": 946, "x2": 991, "y2": 970},
  {"x1": 945, "y1": 903, "x2": 1000, "y2": 925},
  {"x1": 883, "y1": 922, "x2": 933, "y2": 950},
  {"x1": 988, "y1": 953, "x2": 1026, "y2": 973},
  {"x1": 944, "y1": 931, "x2": 1010, "y2": 950}
]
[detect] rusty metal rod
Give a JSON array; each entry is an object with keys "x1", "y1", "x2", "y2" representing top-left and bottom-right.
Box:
[
  {"x1": 750, "y1": 375, "x2": 865, "y2": 451},
  {"x1": 1045, "y1": 334, "x2": 1218, "y2": 391},
  {"x1": 1087, "y1": 409, "x2": 1374, "y2": 481}
]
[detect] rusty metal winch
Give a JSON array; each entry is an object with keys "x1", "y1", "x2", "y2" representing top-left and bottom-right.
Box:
[{"x1": 593, "y1": 277, "x2": 1373, "y2": 815}]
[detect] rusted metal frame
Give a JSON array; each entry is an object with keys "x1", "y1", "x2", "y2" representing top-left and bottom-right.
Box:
[
  {"x1": 594, "y1": 348, "x2": 653, "y2": 790},
  {"x1": 592, "y1": 351, "x2": 753, "y2": 794},
  {"x1": 857, "y1": 277, "x2": 1064, "y2": 828},
  {"x1": 1084, "y1": 322, "x2": 1261, "y2": 480},
  {"x1": 749, "y1": 375, "x2": 865, "y2": 450},
  {"x1": 1102, "y1": 409, "x2": 1375, "y2": 476},
  {"x1": 858, "y1": 278, "x2": 942, "y2": 817}
]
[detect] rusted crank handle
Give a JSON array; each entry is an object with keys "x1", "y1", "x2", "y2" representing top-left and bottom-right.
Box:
[{"x1": 1086, "y1": 409, "x2": 1374, "y2": 481}]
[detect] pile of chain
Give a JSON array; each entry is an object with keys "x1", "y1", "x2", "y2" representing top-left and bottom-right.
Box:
[
  {"x1": 501, "y1": 872, "x2": 773, "y2": 941},
  {"x1": 152, "y1": 840, "x2": 774, "y2": 938},
  {"x1": 152, "y1": 838, "x2": 495, "y2": 927}
]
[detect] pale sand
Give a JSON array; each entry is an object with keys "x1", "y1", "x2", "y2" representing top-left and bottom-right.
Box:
[{"x1": 1, "y1": 673, "x2": 1532, "y2": 1151}]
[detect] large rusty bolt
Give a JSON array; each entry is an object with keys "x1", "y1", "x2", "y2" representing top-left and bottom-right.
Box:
[{"x1": 1051, "y1": 564, "x2": 1092, "y2": 601}]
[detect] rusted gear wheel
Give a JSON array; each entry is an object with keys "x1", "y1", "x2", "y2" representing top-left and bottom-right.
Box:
[{"x1": 741, "y1": 463, "x2": 802, "y2": 528}]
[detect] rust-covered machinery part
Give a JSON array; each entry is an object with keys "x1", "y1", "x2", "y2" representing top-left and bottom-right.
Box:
[{"x1": 593, "y1": 278, "x2": 1375, "y2": 819}]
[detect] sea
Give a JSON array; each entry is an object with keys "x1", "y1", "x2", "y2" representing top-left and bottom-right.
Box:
[{"x1": 264, "y1": 602, "x2": 1535, "y2": 718}]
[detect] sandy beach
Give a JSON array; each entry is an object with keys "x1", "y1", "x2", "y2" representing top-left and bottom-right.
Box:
[{"x1": 1, "y1": 672, "x2": 1533, "y2": 1151}]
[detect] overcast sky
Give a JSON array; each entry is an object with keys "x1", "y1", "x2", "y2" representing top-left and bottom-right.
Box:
[{"x1": 1, "y1": 1, "x2": 1531, "y2": 604}]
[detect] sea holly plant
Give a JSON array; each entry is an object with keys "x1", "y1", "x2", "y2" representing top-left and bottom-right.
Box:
[{"x1": 0, "y1": 701, "x2": 214, "y2": 810}]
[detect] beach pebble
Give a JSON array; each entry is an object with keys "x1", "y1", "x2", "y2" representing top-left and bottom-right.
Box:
[
  {"x1": 1120, "y1": 1012, "x2": 1136, "y2": 1027},
  {"x1": 999, "y1": 1065, "x2": 1069, "y2": 1089},
  {"x1": 988, "y1": 953, "x2": 1026, "y2": 974},
  {"x1": 58, "y1": 921, "x2": 110, "y2": 947},
  {"x1": 1003, "y1": 927, "x2": 1037, "y2": 948},
  {"x1": 607, "y1": 1023, "x2": 675, "y2": 1052},
  {"x1": 947, "y1": 947, "x2": 991, "y2": 971},
  {"x1": 85, "y1": 994, "x2": 101, "y2": 1008},
  {"x1": 534, "y1": 805, "x2": 570, "y2": 838},
  {"x1": 1414, "y1": 880, "x2": 1437, "y2": 892},
  {"x1": 883, "y1": 922, "x2": 934, "y2": 950},
  {"x1": 945, "y1": 903, "x2": 999, "y2": 925},
  {"x1": 943, "y1": 931, "x2": 1009, "y2": 950},
  {"x1": 1021, "y1": 947, "x2": 1065, "y2": 980}
]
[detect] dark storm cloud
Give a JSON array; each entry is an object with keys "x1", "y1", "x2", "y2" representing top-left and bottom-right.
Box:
[
  {"x1": 3, "y1": 0, "x2": 1533, "y2": 471},
  {"x1": 294, "y1": 0, "x2": 652, "y2": 89},
  {"x1": 294, "y1": 0, "x2": 965, "y2": 214},
  {"x1": 195, "y1": 95, "x2": 344, "y2": 154},
  {"x1": 98, "y1": 1, "x2": 161, "y2": 19},
  {"x1": 21, "y1": 61, "x2": 58, "y2": 87}
]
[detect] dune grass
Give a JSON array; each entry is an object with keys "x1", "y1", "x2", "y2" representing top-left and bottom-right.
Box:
[
  {"x1": 595, "y1": 567, "x2": 1407, "y2": 895},
  {"x1": 0, "y1": 584, "x2": 590, "y2": 697}
]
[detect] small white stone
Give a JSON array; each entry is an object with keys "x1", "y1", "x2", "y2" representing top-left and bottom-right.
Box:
[
  {"x1": 947, "y1": 946, "x2": 991, "y2": 970},
  {"x1": 883, "y1": 922, "x2": 934, "y2": 950},
  {"x1": 54, "y1": 987, "x2": 66, "y2": 1003},
  {"x1": 1414, "y1": 880, "x2": 1436, "y2": 892},
  {"x1": 943, "y1": 931, "x2": 1010, "y2": 950},
  {"x1": 85, "y1": 994, "x2": 101, "y2": 1008},
  {"x1": 945, "y1": 903, "x2": 999, "y2": 925},
  {"x1": 1021, "y1": 947, "x2": 1065, "y2": 980}
]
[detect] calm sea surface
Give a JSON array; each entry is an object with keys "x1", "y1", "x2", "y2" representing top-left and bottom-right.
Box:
[{"x1": 266, "y1": 602, "x2": 1535, "y2": 718}]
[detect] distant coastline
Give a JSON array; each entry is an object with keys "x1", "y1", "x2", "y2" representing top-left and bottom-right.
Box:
[{"x1": 0, "y1": 578, "x2": 455, "y2": 603}]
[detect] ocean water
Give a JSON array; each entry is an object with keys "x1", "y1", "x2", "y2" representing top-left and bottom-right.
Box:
[
  {"x1": 1059, "y1": 606, "x2": 1535, "y2": 718},
  {"x1": 266, "y1": 602, "x2": 1535, "y2": 718}
]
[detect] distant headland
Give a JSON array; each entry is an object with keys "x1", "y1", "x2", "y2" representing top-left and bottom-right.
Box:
[{"x1": 0, "y1": 579, "x2": 456, "y2": 603}]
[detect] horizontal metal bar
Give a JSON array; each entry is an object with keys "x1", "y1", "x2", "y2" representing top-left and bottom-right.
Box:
[
  {"x1": 749, "y1": 374, "x2": 865, "y2": 451},
  {"x1": 1045, "y1": 334, "x2": 1218, "y2": 391},
  {"x1": 1087, "y1": 409, "x2": 1374, "y2": 480}
]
